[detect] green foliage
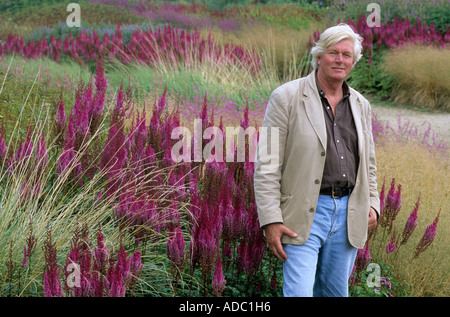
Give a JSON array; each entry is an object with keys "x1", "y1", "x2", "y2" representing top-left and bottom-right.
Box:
[
  {"x1": 204, "y1": 0, "x2": 250, "y2": 11},
  {"x1": 422, "y1": 4, "x2": 450, "y2": 34},
  {"x1": 0, "y1": 56, "x2": 89, "y2": 137},
  {"x1": 242, "y1": 3, "x2": 323, "y2": 30},
  {"x1": 0, "y1": 0, "x2": 448, "y2": 298},
  {"x1": 221, "y1": 253, "x2": 283, "y2": 297},
  {"x1": 167, "y1": 246, "x2": 284, "y2": 297},
  {"x1": 346, "y1": 51, "x2": 395, "y2": 101}
]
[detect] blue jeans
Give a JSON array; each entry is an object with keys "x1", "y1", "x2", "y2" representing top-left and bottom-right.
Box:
[{"x1": 282, "y1": 194, "x2": 357, "y2": 297}]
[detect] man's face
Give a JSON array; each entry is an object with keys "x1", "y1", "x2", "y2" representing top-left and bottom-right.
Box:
[{"x1": 317, "y1": 39, "x2": 355, "y2": 82}]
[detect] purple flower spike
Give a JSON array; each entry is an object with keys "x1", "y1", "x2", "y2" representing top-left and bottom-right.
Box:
[
  {"x1": 212, "y1": 257, "x2": 226, "y2": 297},
  {"x1": 414, "y1": 210, "x2": 440, "y2": 259},
  {"x1": 167, "y1": 226, "x2": 186, "y2": 269},
  {"x1": 380, "y1": 178, "x2": 402, "y2": 232},
  {"x1": 43, "y1": 228, "x2": 62, "y2": 297},
  {"x1": 386, "y1": 231, "x2": 397, "y2": 254},
  {"x1": 400, "y1": 196, "x2": 420, "y2": 245}
]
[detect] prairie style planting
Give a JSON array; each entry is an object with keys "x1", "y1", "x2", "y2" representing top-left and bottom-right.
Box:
[{"x1": 0, "y1": 0, "x2": 448, "y2": 297}]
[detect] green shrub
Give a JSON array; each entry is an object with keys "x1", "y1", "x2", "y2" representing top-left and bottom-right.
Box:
[{"x1": 346, "y1": 51, "x2": 395, "y2": 101}]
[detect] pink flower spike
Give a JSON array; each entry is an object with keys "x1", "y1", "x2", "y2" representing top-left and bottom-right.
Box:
[
  {"x1": 414, "y1": 210, "x2": 440, "y2": 259},
  {"x1": 212, "y1": 257, "x2": 226, "y2": 297},
  {"x1": 354, "y1": 241, "x2": 371, "y2": 273},
  {"x1": 130, "y1": 250, "x2": 143, "y2": 281},
  {"x1": 386, "y1": 231, "x2": 397, "y2": 254},
  {"x1": 93, "y1": 225, "x2": 109, "y2": 276},
  {"x1": 43, "y1": 228, "x2": 62, "y2": 297},
  {"x1": 35, "y1": 135, "x2": 48, "y2": 173},
  {"x1": 401, "y1": 196, "x2": 420, "y2": 245},
  {"x1": 167, "y1": 226, "x2": 186, "y2": 268}
]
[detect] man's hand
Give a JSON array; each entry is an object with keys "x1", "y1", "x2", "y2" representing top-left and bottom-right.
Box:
[
  {"x1": 368, "y1": 207, "x2": 378, "y2": 230},
  {"x1": 264, "y1": 223, "x2": 297, "y2": 262}
]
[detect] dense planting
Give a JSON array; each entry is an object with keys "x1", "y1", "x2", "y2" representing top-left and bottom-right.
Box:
[{"x1": 0, "y1": 0, "x2": 448, "y2": 297}]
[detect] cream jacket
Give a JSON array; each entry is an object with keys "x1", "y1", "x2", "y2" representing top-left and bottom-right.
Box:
[{"x1": 254, "y1": 72, "x2": 380, "y2": 249}]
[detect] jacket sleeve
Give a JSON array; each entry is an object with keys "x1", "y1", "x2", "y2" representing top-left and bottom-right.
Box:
[
  {"x1": 365, "y1": 101, "x2": 381, "y2": 217},
  {"x1": 254, "y1": 90, "x2": 289, "y2": 228}
]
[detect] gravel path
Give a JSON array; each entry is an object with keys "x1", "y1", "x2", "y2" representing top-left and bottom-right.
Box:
[{"x1": 371, "y1": 104, "x2": 450, "y2": 145}]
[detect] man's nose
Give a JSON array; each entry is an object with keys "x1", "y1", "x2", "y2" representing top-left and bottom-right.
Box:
[{"x1": 335, "y1": 53, "x2": 344, "y2": 63}]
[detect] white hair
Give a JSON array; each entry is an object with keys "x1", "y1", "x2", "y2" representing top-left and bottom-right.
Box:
[{"x1": 310, "y1": 23, "x2": 363, "y2": 69}]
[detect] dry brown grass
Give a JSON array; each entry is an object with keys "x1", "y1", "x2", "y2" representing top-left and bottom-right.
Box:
[
  {"x1": 382, "y1": 46, "x2": 450, "y2": 111},
  {"x1": 199, "y1": 22, "x2": 324, "y2": 83},
  {"x1": 375, "y1": 141, "x2": 449, "y2": 296}
]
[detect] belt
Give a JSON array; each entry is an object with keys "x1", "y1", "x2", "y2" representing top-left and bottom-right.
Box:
[{"x1": 320, "y1": 187, "x2": 352, "y2": 198}]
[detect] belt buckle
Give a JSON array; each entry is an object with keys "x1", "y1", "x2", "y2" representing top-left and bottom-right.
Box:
[
  {"x1": 331, "y1": 188, "x2": 337, "y2": 198},
  {"x1": 332, "y1": 187, "x2": 340, "y2": 198}
]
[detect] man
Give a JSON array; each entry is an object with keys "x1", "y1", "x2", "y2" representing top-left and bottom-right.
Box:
[{"x1": 254, "y1": 24, "x2": 380, "y2": 297}]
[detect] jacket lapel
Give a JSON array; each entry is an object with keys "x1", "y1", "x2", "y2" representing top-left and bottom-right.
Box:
[
  {"x1": 349, "y1": 93, "x2": 364, "y2": 156},
  {"x1": 302, "y1": 72, "x2": 364, "y2": 155},
  {"x1": 303, "y1": 72, "x2": 327, "y2": 150}
]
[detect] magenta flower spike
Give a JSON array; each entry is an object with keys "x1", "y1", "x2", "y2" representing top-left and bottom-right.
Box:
[
  {"x1": 240, "y1": 102, "x2": 250, "y2": 130},
  {"x1": 43, "y1": 228, "x2": 62, "y2": 297},
  {"x1": 105, "y1": 260, "x2": 126, "y2": 297},
  {"x1": 414, "y1": 210, "x2": 440, "y2": 259},
  {"x1": 354, "y1": 241, "x2": 371, "y2": 274},
  {"x1": 75, "y1": 83, "x2": 92, "y2": 145},
  {"x1": 14, "y1": 131, "x2": 33, "y2": 166},
  {"x1": 57, "y1": 116, "x2": 82, "y2": 179},
  {"x1": 116, "y1": 243, "x2": 131, "y2": 286},
  {"x1": 241, "y1": 237, "x2": 265, "y2": 277},
  {"x1": 380, "y1": 178, "x2": 402, "y2": 231},
  {"x1": 167, "y1": 226, "x2": 186, "y2": 268},
  {"x1": 212, "y1": 257, "x2": 226, "y2": 297},
  {"x1": 35, "y1": 134, "x2": 48, "y2": 173},
  {"x1": 74, "y1": 248, "x2": 93, "y2": 297},
  {"x1": 400, "y1": 196, "x2": 420, "y2": 245},
  {"x1": 93, "y1": 224, "x2": 109, "y2": 276},
  {"x1": 221, "y1": 197, "x2": 234, "y2": 242},
  {"x1": 101, "y1": 118, "x2": 128, "y2": 197},
  {"x1": 200, "y1": 92, "x2": 209, "y2": 131},
  {"x1": 386, "y1": 231, "x2": 397, "y2": 254},
  {"x1": 112, "y1": 85, "x2": 125, "y2": 124},
  {"x1": 378, "y1": 179, "x2": 385, "y2": 213},
  {"x1": 130, "y1": 250, "x2": 144, "y2": 279},
  {"x1": 91, "y1": 60, "x2": 107, "y2": 133},
  {"x1": 385, "y1": 178, "x2": 402, "y2": 213}
]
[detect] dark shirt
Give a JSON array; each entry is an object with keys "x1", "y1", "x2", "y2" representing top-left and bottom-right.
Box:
[{"x1": 316, "y1": 74, "x2": 359, "y2": 190}]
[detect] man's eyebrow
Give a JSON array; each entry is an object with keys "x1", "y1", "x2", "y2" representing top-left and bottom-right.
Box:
[{"x1": 328, "y1": 49, "x2": 353, "y2": 54}]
